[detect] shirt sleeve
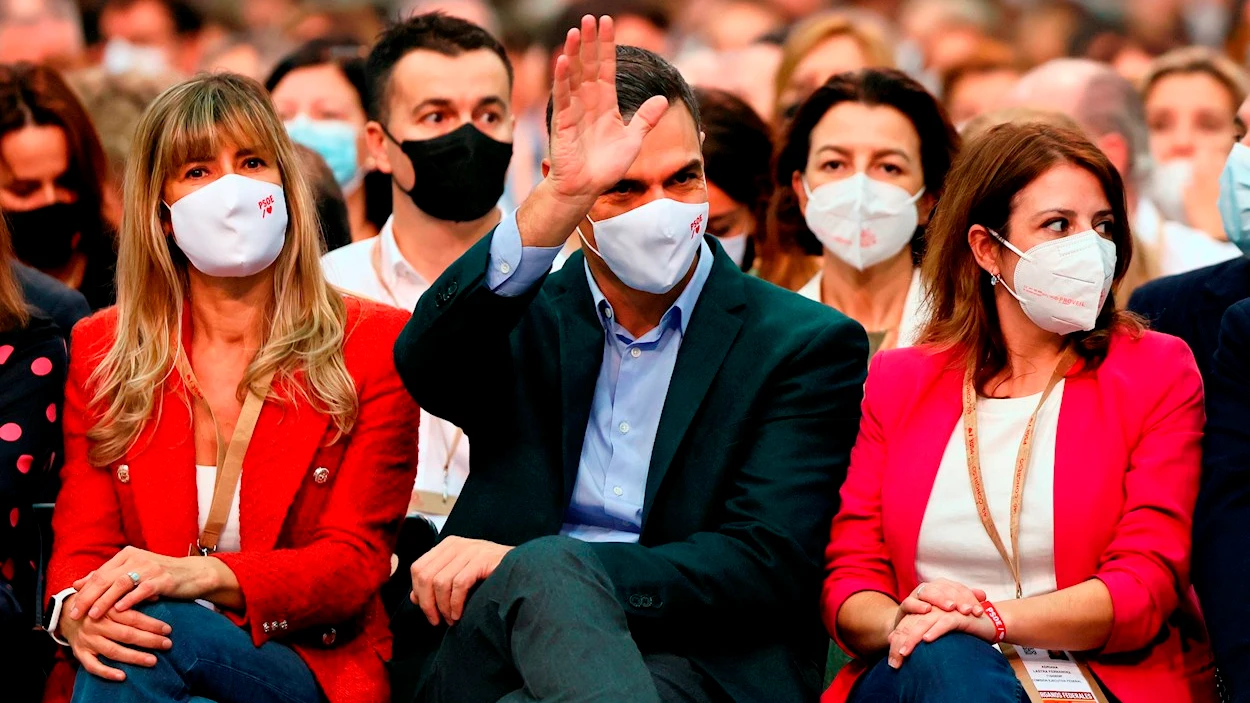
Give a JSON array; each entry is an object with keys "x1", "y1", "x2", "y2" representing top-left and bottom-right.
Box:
[{"x1": 486, "y1": 209, "x2": 565, "y2": 297}]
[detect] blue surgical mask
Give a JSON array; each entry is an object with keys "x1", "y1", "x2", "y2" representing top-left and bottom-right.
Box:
[
  {"x1": 1218, "y1": 143, "x2": 1250, "y2": 255},
  {"x1": 284, "y1": 116, "x2": 363, "y2": 194}
]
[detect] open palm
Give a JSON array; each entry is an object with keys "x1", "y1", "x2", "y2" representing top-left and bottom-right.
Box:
[{"x1": 547, "y1": 15, "x2": 669, "y2": 201}]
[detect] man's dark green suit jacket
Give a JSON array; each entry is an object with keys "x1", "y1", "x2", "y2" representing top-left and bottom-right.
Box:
[{"x1": 391, "y1": 232, "x2": 868, "y2": 702}]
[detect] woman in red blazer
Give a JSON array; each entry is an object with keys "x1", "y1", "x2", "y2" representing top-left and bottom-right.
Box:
[
  {"x1": 42, "y1": 73, "x2": 419, "y2": 703},
  {"x1": 822, "y1": 122, "x2": 1217, "y2": 703}
]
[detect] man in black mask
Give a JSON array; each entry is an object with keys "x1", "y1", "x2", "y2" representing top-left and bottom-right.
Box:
[{"x1": 320, "y1": 11, "x2": 513, "y2": 572}]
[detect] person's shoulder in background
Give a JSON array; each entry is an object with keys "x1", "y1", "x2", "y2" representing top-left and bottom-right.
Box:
[
  {"x1": 1128, "y1": 256, "x2": 1250, "y2": 327},
  {"x1": 11, "y1": 261, "x2": 91, "y2": 339}
]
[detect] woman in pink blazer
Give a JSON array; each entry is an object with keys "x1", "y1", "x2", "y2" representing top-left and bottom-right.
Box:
[{"x1": 822, "y1": 122, "x2": 1217, "y2": 703}]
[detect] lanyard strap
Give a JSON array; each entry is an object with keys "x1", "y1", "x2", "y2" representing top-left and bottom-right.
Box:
[
  {"x1": 961, "y1": 351, "x2": 1076, "y2": 599},
  {"x1": 176, "y1": 354, "x2": 275, "y2": 555}
]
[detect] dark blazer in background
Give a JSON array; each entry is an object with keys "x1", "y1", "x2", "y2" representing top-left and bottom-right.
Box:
[
  {"x1": 1128, "y1": 256, "x2": 1250, "y2": 384},
  {"x1": 391, "y1": 234, "x2": 869, "y2": 703},
  {"x1": 1194, "y1": 297, "x2": 1250, "y2": 702},
  {"x1": 12, "y1": 262, "x2": 90, "y2": 339}
]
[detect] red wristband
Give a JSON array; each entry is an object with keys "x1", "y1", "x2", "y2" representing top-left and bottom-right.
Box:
[{"x1": 981, "y1": 600, "x2": 1006, "y2": 642}]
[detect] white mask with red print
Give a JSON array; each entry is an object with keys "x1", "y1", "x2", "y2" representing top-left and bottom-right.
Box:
[
  {"x1": 803, "y1": 173, "x2": 924, "y2": 271},
  {"x1": 579, "y1": 198, "x2": 709, "y2": 294},
  {"x1": 168, "y1": 174, "x2": 288, "y2": 278}
]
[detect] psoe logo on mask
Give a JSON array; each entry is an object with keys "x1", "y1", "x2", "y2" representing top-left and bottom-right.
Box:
[
  {"x1": 258, "y1": 195, "x2": 276, "y2": 218},
  {"x1": 689, "y1": 213, "x2": 704, "y2": 239}
]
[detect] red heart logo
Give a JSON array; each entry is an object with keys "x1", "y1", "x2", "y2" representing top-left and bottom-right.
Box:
[{"x1": 266, "y1": 205, "x2": 273, "y2": 214}]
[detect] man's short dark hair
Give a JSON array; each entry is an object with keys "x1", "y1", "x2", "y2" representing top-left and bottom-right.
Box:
[
  {"x1": 545, "y1": 45, "x2": 701, "y2": 138},
  {"x1": 366, "y1": 12, "x2": 513, "y2": 123}
]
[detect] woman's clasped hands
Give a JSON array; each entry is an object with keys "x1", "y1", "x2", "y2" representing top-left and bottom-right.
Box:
[
  {"x1": 59, "y1": 546, "x2": 223, "y2": 681},
  {"x1": 886, "y1": 578, "x2": 999, "y2": 669}
]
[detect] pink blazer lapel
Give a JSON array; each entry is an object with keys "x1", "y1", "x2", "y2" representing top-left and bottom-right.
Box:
[
  {"x1": 238, "y1": 377, "x2": 331, "y2": 551},
  {"x1": 885, "y1": 362, "x2": 963, "y2": 592},
  {"x1": 125, "y1": 389, "x2": 201, "y2": 556}
]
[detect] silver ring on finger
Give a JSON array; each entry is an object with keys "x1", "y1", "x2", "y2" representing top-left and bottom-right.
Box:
[{"x1": 127, "y1": 571, "x2": 141, "y2": 588}]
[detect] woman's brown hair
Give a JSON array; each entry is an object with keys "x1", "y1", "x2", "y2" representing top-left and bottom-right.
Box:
[
  {"x1": 917, "y1": 122, "x2": 1143, "y2": 387},
  {"x1": 0, "y1": 62, "x2": 115, "y2": 238},
  {"x1": 0, "y1": 215, "x2": 29, "y2": 333}
]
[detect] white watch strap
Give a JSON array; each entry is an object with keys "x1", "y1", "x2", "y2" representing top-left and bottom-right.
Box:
[{"x1": 47, "y1": 587, "x2": 77, "y2": 646}]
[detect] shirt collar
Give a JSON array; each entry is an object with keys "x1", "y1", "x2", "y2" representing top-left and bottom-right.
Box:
[
  {"x1": 378, "y1": 215, "x2": 429, "y2": 289},
  {"x1": 584, "y1": 239, "x2": 715, "y2": 339}
]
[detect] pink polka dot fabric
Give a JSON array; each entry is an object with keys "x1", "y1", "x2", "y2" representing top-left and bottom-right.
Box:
[
  {"x1": 30, "y1": 357, "x2": 53, "y2": 376},
  {"x1": 47, "y1": 404, "x2": 57, "y2": 422},
  {"x1": 16, "y1": 455, "x2": 32, "y2": 474},
  {"x1": 0, "y1": 423, "x2": 20, "y2": 442},
  {"x1": 0, "y1": 345, "x2": 11, "y2": 365}
]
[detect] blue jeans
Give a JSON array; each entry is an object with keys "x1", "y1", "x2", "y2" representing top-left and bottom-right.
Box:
[
  {"x1": 70, "y1": 601, "x2": 322, "y2": 703},
  {"x1": 849, "y1": 633, "x2": 1028, "y2": 703}
]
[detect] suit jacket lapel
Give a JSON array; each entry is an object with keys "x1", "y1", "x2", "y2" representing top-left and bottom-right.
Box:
[
  {"x1": 552, "y1": 253, "x2": 606, "y2": 495},
  {"x1": 643, "y1": 253, "x2": 745, "y2": 522},
  {"x1": 239, "y1": 376, "x2": 330, "y2": 551}
]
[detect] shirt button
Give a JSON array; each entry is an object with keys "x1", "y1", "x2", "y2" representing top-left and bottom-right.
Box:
[
  {"x1": 605, "y1": 308, "x2": 614, "y2": 319},
  {"x1": 499, "y1": 261, "x2": 512, "y2": 274},
  {"x1": 613, "y1": 486, "x2": 623, "y2": 496},
  {"x1": 619, "y1": 421, "x2": 630, "y2": 434},
  {"x1": 630, "y1": 347, "x2": 641, "y2": 358}
]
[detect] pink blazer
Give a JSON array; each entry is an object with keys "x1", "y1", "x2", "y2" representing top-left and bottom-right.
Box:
[{"x1": 821, "y1": 330, "x2": 1216, "y2": 703}]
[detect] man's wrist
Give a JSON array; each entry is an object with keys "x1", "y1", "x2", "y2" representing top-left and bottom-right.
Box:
[{"x1": 517, "y1": 180, "x2": 596, "y2": 249}]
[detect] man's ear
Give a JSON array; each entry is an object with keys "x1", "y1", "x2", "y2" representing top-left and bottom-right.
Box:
[
  {"x1": 541, "y1": 158, "x2": 551, "y2": 178},
  {"x1": 365, "y1": 121, "x2": 394, "y2": 175}
]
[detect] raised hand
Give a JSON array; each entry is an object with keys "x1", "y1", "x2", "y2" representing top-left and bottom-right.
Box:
[{"x1": 546, "y1": 14, "x2": 669, "y2": 203}]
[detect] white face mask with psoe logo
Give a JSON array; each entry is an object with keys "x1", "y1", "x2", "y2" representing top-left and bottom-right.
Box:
[
  {"x1": 990, "y1": 229, "x2": 1117, "y2": 336},
  {"x1": 168, "y1": 174, "x2": 289, "y2": 278},
  {"x1": 579, "y1": 198, "x2": 709, "y2": 294},
  {"x1": 803, "y1": 173, "x2": 924, "y2": 271}
]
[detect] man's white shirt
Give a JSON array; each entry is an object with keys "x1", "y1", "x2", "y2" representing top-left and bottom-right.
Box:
[{"x1": 321, "y1": 216, "x2": 471, "y2": 530}]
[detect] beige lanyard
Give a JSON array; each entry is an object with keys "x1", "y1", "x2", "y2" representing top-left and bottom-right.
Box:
[
  {"x1": 176, "y1": 354, "x2": 274, "y2": 556},
  {"x1": 961, "y1": 351, "x2": 1076, "y2": 599}
]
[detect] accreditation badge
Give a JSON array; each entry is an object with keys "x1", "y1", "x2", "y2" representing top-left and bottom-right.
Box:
[{"x1": 1001, "y1": 644, "x2": 1111, "y2": 703}]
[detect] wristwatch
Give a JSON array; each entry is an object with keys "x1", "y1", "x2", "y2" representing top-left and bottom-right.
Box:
[{"x1": 42, "y1": 588, "x2": 77, "y2": 646}]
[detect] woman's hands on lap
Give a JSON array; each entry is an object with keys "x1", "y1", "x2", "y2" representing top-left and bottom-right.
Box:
[
  {"x1": 887, "y1": 579, "x2": 995, "y2": 668},
  {"x1": 69, "y1": 546, "x2": 221, "y2": 620},
  {"x1": 60, "y1": 594, "x2": 173, "y2": 681}
]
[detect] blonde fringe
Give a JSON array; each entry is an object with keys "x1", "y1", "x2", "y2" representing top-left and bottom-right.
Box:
[{"x1": 86, "y1": 74, "x2": 357, "y2": 467}]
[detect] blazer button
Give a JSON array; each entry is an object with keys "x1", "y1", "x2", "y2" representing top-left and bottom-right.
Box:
[
  {"x1": 263, "y1": 622, "x2": 272, "y2": 634},
  {"x1": 628, "y1": 594, "x2": 642, "y2": 608},
  {"x1": 322, "y1": 627, "x2": 337, "y2": 646},
  {"x1": 313, "y1": 467, "x2": 329, "y2": 484},
  {"x1": 639, "y1": 595, "x2": 653, "y2": 608},
  {"x1": 116, "y1": 465, "x2": 130, "y2": 484}
]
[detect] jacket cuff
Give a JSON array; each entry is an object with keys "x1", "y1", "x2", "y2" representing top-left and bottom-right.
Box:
[{"x1": 1096, "y1": 570, "x2": 1156, "y2": 653}]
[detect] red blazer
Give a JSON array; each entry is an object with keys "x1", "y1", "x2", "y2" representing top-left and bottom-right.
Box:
[
  {"x1": 822, "y1": 330, "x2": 1216, "y2": 703},
  {"x1": 44, "y1": 297, "x2": 419, "y2": 703}
]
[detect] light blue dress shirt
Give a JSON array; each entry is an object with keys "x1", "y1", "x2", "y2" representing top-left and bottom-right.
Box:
[{"x1": 486, "y1": 211, "x2": 715, "y2": 542}]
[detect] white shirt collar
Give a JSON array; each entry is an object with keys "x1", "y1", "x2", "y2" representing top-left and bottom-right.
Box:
[{"x1": 377, "y1": 215, "x2": 430, "y2": 291}]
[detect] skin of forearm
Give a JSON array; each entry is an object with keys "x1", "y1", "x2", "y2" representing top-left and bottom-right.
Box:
[
  {"x1": 835, "y1": 590, "x2": 899, "y2": 658},
  {"x1": 996, "y1": 579, "x2": 1114, "y2": 652}
]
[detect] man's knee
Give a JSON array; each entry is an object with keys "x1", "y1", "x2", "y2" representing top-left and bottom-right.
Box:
[{"x1": 493, "y1": 536, "x2": 604, "y2": 588}]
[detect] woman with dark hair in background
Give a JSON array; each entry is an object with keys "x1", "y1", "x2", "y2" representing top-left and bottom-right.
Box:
[
  {"x1": 266, "y1": 37, "x2": 387, "y2": 243},
  {"x1": 694, "y1": 87, "x2": 772, "y2": 272},
  {"x1": 765, "y1": 68, "x2": 959, "y2": 358},
  {"x1": 0, "y1": 62, "x2": 117, "y2": 311}
]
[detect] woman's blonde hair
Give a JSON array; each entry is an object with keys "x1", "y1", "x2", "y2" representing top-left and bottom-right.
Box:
[
  {"x1": 86, "y1": 73, "x2": 355, "y2": 466},
  {"x1": 1141, "y1": 46, "x2": 1250, "y2": 110},
  {"x1": 774, "y1": 12, "x2": 895, "y2": 123}
]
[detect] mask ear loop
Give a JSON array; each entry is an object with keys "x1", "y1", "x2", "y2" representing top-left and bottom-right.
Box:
[
  {"x1": 988, "y1": 228, "x2": 1029, "y2": 304},
  {"x1": 576, "y1": 216, "x2": 607, "y2": 260}
]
